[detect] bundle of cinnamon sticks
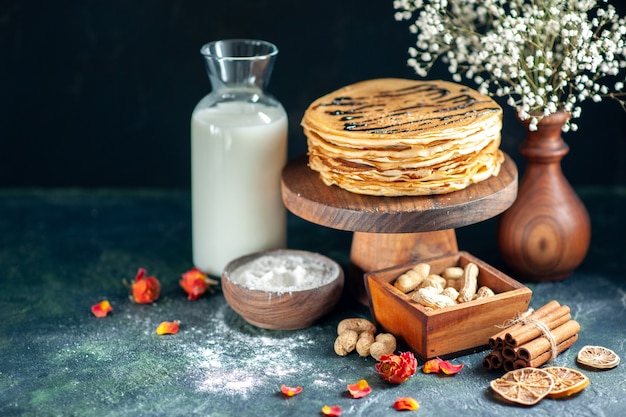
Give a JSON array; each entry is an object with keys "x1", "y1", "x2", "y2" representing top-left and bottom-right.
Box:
[{"x1": 483, "y1": 300, "x2": 580, "y2": 371}]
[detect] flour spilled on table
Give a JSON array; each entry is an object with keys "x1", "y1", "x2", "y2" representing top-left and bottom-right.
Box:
[{"x1": 180, "y1": 302, "x2": 337, "y2": 398}]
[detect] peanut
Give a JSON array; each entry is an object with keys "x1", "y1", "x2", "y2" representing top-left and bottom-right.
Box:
[
  {"x1": 393, "y1": 262, "x2": 430, "y2": 293},
  {"x1": 458, "y1": 262, "x2": 479, "y2": 303},
  {"x1": 412, "y1": 262, "x2": 430, "y2": 277},
  {"x1": 394, "y1": 269, "x2": 425, "y2": 293},
  {"x1": 441, "y1": 286, "x2": 459, "y2": 302},
  {"x1": 473, "y1": 286, "x2": 495, "y2": 300},
  {"x1": 443, "y1": 266, "x2": 464, "y2": 290},
  {"x1": 355, "y1": 331, "x2": 375, "y2": 357},
  {"x1": 419, "y1": 274, "x2": 446, "y2": 293},
  {"x1": 369, "y1": 333, "x2": 397, "y2": 360},
  {"x1": 395, "y1": 260, "x2": 495, "y2": 310},
  {"x1": 413, "y1": 287, "x2": 455, "y2": 309},
  {"x1": 334, "y1": 329, "x2": 358, "y2": 356},
  {"x1": 446, "y1": 278, "x2": 462, "y2": 291},
  {"x1": 442, "y1": 266, "x2": 464, "y2": 280},
  {"x1": 337, "y1": 318, "x2": 376, "y2": 335},
  {"x1": 334, "y1": 318, "x2": 377, "y2": 356}
]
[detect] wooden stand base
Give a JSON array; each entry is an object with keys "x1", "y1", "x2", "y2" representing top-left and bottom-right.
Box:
[{"x1": 281, "y1": 154, "x2": 518, "y2": 304}]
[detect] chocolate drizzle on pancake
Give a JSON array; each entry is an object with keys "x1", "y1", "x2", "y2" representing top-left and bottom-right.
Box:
[
  {"x1": 316, "y1": 82, "x2": 500, "y2": 134},
  {"x1": 301, "y1": 78, "x2": 504, "y2": 196}
]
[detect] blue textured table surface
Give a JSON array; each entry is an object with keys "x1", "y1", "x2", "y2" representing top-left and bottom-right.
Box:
[{"x1": 0, "y1": 188, "x2": 624, "y2": 417}]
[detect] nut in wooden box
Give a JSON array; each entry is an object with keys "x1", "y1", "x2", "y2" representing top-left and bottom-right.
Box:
[{"x1": 365, "y1": 251, "x2": 532, "y2": 360}]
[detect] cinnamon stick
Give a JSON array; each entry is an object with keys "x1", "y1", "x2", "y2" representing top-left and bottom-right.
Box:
[
  {"x1": 488, "y1": 335, "x2": 504, "y2": 350},
  {"x1": 490, "y1": 349, "x2": 504, "y2": 369},
  {"x1": 483, "y1": 349, "x2": 504, "y2": 370},
  {"x1": 482, "y1": 356, "x2": 493, "y2": 369},
  {"x1": 517, "y1": 334, "x2": 579, "y2": 368},
  {"x1": 517, "y1": 319, "x2": 581, "y2": 361},
  {"x1": 512, "y1": 358, "x2": 528, "y2": 370},
  {"x1": 505, "y1": 305, "x2": 571, "y2": 347},
  {"x1": 488, "y1": 300, "x2": 561, "y2": 348},
  {"x1": 528, "y1": 334, "x2": 579, "y2": 367},
  {"x1": 504, "y1": 300, "x2": 563, "y2": 346},
  {"x1": 501, "y1": 345, "x2": 517, "y2": 360}
]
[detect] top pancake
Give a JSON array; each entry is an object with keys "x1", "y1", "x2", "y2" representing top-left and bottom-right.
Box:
[{"x1": 301, "y1": 78, "x2": 502, "y2": 147}]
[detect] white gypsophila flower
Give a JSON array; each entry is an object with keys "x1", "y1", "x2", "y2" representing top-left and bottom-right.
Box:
[{"x1": 394, "y1": 0, "x2": 626, "y2": 131}]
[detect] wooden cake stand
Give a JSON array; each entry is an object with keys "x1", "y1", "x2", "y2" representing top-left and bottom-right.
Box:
[{"x1": 281, "y1": 154, "x2": 518, "y2": 304}]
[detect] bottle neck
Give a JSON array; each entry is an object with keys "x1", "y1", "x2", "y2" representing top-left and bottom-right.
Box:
[{"x1": 201, "y1": 39, "x2": 278, "y2": 93}]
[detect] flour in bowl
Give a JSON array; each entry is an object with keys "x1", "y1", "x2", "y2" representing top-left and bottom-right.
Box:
[{"x1": 228, "y1": 253, "x2": 337, "y2": 293}]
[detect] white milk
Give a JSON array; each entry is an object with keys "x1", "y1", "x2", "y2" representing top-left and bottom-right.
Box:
[{"x1": 191, "y1": 101, "x2": 288, "y2": 276}]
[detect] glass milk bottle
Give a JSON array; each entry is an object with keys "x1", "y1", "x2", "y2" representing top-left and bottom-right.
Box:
[{"x1": 191, "y1": 39, "x2": 288, "y2": 276}]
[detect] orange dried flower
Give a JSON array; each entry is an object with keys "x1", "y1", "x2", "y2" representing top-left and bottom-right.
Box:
[
  {"x1": 91, "y1": 300, "x2": 113, "y2": 318},
  {"x1": 156, "y1": 320, "x2": 180, "y2": 335},
  {"x1": 423, "y1": 357, "x2": 464, "y2": 375},
  {"x1": 280, "y1": 384, "x2": 303, "y2": 397},
  {"x1": 321, "y1": 405, "x2": 342, "y2": 416},
  {"x1": 347, "y1": 379, "x2": 372, "y2": 399},
  {"x1": 131, "y1": 268, "x2": 161, "y2": 304},
  {"x1": 393, "y1": 397, "x2": 420, "y2": 411},
  {"x1": 179, "y1": 267, "x2": 218, "y2": 300},
  {"x1": 375, "y1": 351, "x2": 418, "y2": 384}
]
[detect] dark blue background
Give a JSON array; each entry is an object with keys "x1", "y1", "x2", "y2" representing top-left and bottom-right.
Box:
[{"x1": 2, "y1": 0, "x2": 625, "y2": 188}]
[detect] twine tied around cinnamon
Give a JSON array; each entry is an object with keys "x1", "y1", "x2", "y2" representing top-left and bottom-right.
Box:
[
  {"x1": 495, "y1": 308, "x2": 534, "y2": 330},
  {"x1": 484, "y1": 301, "x2": 580, "y2": 371},
  {"x1": 519, "y1": 316, "x2": 559, "y2": 362},
  {"x1": 497, "y1": 307, "x2": 559, "y2": 362}
]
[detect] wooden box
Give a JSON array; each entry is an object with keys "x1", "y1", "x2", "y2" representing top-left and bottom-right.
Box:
[{"x1": 365, "y1": 251, "x2": 532, "y2": 360}]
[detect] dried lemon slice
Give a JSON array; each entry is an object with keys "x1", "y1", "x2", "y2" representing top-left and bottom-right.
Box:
[
  {"x1": 543, "y1": 366, "x2": 590, "y2": 398},
  {"x1": 490, "y1": 367, "x2": 555, "y2": 405},
  {"x1": 577, "y1": 345, "x2": 620, "y2": 370}
]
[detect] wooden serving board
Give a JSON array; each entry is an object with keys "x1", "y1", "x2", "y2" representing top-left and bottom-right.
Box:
[
  {"x1": 281, "y1": 154, "x2": 518, "y2": 233},
  {"x1": 281, "y1": 154, "x2": 518, "y2": 303}
]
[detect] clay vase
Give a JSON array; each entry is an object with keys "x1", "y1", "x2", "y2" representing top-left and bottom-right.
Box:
[{"x1": 497, "y1": 111, "x2": 591, "y2": 281}]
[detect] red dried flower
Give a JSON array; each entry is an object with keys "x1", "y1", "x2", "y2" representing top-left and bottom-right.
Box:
[
  {"x1": 321, "y1": 405, "x2": 342, "y2": 416},
  {"x1": 91, "y1": 300, "x2": 113, "y2": 318},
  {"x1": 280, "y1": 384, "x2": 303, "y2": 397},
  {"x1": 179, "y1": 267, "x2": 218, "y2": 300},
  {"x1": 131, "y1": 268, "x2": 161, "y2": 304},
  {"x1": 375, "y1": 351, "x2": 418, "y2": 384},
  {"x1": 156, "y1": 320, "x2": 180, "y2": 335},
  {"x1": 393, "y1": 397, "x2": 420, "y2": 411},
  {"x1": 438, "y1": 359, "x2": 464, "y2": 375},
  {"x1": 347, "y1": 379, "x2": 372, "y2": 399},
  {"x1": 422, "y1": 357, "x2": 464, "y2": 375}
]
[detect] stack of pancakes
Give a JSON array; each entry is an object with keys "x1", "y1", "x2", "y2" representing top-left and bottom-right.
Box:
[{"x1": 301, "y1": 78, "x2": 504, "y2": 197}]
